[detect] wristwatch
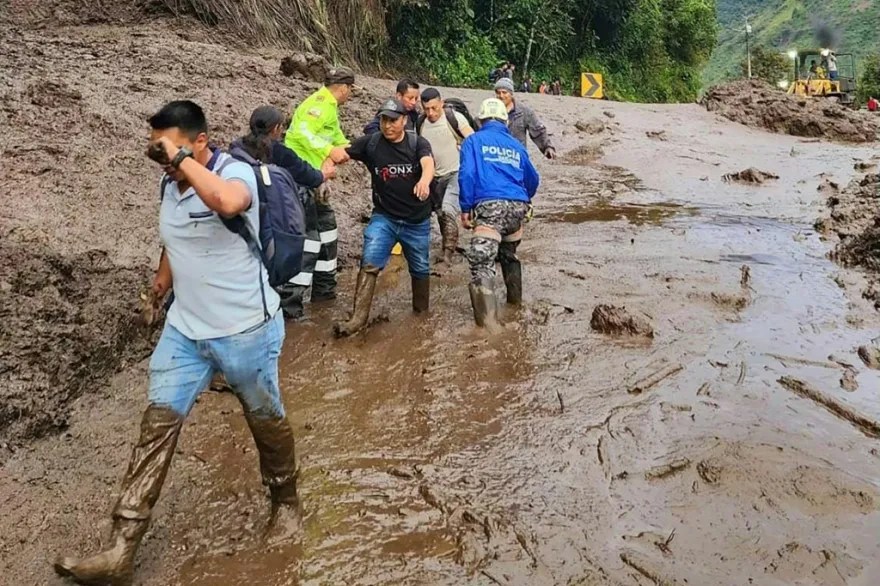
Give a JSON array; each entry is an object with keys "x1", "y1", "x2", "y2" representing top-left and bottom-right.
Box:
[{"x1": 170, "y1": 147, "x2": 193, "y2": 169}]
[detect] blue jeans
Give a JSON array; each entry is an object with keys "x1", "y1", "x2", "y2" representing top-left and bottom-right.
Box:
[
  {"x1": 362, "y1": 212, "x2": 430, "y2": 279},
  {"x1": 148, "y1": 312, "x2": 286, "y2": 418}
]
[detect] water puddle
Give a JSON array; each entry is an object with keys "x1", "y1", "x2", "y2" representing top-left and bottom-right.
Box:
[{"x1": 546, "y1": 201, "x2": 698, "y2": 225}]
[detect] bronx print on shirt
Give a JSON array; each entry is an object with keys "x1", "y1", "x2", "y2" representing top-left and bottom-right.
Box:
[{"x1": 376, "y1": 163, "x2": 415, "y2": 182}]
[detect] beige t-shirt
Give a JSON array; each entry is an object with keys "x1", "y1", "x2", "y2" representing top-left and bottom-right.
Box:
[{"x1": 419, "y1": 111, "x2": 472, "y2": 176}]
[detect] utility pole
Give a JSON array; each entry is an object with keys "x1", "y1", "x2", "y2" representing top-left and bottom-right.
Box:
[{"x1": 746, "y1": 18, "x2": 753, "y2": 79}]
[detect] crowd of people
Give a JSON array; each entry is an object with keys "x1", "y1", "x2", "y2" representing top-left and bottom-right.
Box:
[
  {"x1": 490, "y1": 61, "x2": 566, "y2": 95},
  {"x1": 53, "y1": 67, "x2": 554, "y2": 585}
]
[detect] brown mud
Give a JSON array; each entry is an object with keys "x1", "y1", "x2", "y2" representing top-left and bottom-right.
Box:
[
  {"x1": 2, "y1": 12, "x2": 880, "y2": 586},
  {"x1": 702, "y1": 79, "x2": 877, "y2": 143}
]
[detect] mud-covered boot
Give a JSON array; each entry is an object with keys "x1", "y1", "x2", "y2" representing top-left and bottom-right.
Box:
[
  {"x1": 498, "y1": 242, "x2": 522, "y2": 305},
  {"x1": 277, "y1": 283, "x2": 307, "y2": 321},
  {"x1": 412, "y1": 277, "x2": 430, "y2": 313},
  {"x1": 468, "y1": 279, "x2": 502, "y2": 332},
  {"x1": 244, "y1": 412, "x2": 300, "y2": 546},
  {"x1": 54, "y1": 405, "x2": 184, "y2": 586},
  {"x1": 438, "y1": 212, "x2": 460, "y2": 264},
  {"x1": 333, "y1": 266, "x2": 379, "y2": 338}
]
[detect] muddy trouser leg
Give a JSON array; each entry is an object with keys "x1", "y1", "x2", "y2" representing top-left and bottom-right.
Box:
[
  {"x1": 334, "y1": 212, "x2": 396, "y2": 337},
  {"x1": 438, "y1": 173, "x2": 461, "y2": 261},
  {"x1": 277, "y1": 192, "x2": 321, "y2": 319},
  {"x1": 498, "y1": 239, "x2": 522, "y2": 305},
  {"x1": 212, "y1": 313, "x2": 298, "y2": 514},
  {"x1": 54, "y1": 323, "x2": 211, "y2": 585},
  {"x1": 312, "y1": 201, "x2": 338, "y2": 301}
]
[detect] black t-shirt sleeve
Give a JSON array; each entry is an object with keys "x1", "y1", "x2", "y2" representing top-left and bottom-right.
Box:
[
  {"x1": 415, "y1": 136, "x2": 433, "y2": 159},
  {"x1": 347, "y1": 134, "x2": 371, "y2": 163}
]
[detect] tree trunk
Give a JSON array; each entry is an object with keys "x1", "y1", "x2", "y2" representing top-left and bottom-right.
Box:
[{"x1": 523, "y1": 13, "x2": 538, "y2": 76}]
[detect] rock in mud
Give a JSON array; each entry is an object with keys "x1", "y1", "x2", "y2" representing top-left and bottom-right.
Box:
[
  {"x1": 561, "y1": 142, "x2": 604, "y2": 165},
  {"x1": 857, "y1": 345, "x2": 880, "y2": 370},
  {"x1": 590, "y1": 304, "x2": 654, "y2": 338},
  {"x1": 701, "y1": 79, "x2": 876, "y2": 143},
  {"x1": 575, "y1": 118, "x2": 606, "y2": 134},
  {"x1": 280, "y1": 52, "x2": 331, "y2": 81},
  {"x1": 840, "y1": 368, "x2": 859, "y2": 392},
  {"x1": 646, "y1": 130, "x2": 668, "y2": 141},
  {"x1": 722, "y1": 167, "x2": 779, "y2": 184}
]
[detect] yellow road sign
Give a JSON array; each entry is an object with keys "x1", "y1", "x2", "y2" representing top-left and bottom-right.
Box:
[{"x1": 581, "y1": 72, "x2": 604, "y2": 99}]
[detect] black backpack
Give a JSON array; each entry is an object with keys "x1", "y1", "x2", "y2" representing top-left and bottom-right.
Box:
[{"x1": 416, "y1": 99, "x2": 477, "y2": 140}]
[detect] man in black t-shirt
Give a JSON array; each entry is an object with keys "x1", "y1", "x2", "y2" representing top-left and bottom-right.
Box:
[{"x1": 334, "y1": 98, "x2": 435, "y2": 337}]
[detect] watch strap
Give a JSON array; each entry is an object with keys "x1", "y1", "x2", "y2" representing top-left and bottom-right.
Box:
[{"x1": 171, "y1": 147, "x2": 193, "y2": 169}]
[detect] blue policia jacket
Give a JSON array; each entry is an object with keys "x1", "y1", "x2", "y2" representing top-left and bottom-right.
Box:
[{"x1": 458, "y1": 120, "x2": 540, "y2": 213}]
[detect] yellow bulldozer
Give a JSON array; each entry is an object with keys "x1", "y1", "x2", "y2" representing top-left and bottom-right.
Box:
[{"x1": 786, "y1": 49, "x2": 857, "y2": 106}]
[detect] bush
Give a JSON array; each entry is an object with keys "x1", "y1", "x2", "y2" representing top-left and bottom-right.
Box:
[{"x1": 857, "y1": 54, "x2": 880, "y2": 104}]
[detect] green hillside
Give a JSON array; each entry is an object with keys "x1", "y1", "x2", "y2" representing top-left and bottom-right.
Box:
[{"x1": 704, "y1": 0, "x2": 880, "y2": 87}]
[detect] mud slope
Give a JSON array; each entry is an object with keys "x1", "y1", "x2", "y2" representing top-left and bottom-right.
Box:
[{"x1": 0, "y1": 22, "x2": 387, "y2": 452}]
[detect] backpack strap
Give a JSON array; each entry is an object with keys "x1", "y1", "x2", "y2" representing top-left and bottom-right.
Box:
[
  {"x1": 416, "y1": 113, "x2": 427, "y2": 135},
  {"x1": 406, "y1": 130, "x2": 418, "y2": 153},
  {"x1": 444, "y1": 108, "x2": 464, "y2": 141},
  {"x1": 366, "y1": 132, "x2": 382, "y2": 159},
  {"x1": 159, "y1": 174, "x2": 170, "y2": 201}
]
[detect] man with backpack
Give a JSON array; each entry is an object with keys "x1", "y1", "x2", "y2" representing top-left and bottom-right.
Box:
[
  {"x1": 494, "y1": 77, "x2": 556, "y2": 159},
  {"x1": 282, "y1": 67, "x2": 356, "y2": 319},
  {"x1": 416, "y1": 87, "x2": 474, "y2": 264},
  {"x1": 334, "y1": 98, "x2": 435, "y2": 337},
  {"x1": 459, "y1": 98, "x2": 540, "y2": 331},
  {"x1": 363, "y1": 78, "x2": 421, "y2": 135},
  {"x1": 54, "y1": 101, "x2": 300, "y2": 586}
]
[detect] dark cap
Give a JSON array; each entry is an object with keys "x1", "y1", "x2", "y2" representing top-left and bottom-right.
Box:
[
  {"x1": 324, "y1": 66, "x2": 356, "y2": 86},
  {"x1": 377, "y1": 97, "x2": 406, "y2": 120},
  {"x1": 248, "y1": 105, "x2": 285, "y2": 135}
]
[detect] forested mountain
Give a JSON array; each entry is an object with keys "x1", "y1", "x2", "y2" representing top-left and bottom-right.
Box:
[{"x1": 704, "y1": 0, "x2": 880, "y2": 87}]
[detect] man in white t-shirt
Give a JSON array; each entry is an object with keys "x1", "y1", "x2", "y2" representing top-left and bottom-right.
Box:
[
  {"x1": 417, "y1": 88, "x2": 475, "y2": 263},
  {"x1": 55, "y1": 101, "x2": 299, "y2": 586}
]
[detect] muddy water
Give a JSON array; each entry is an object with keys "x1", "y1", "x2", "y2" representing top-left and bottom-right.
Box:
[
  {"x1": 165, "y1": 99, "x2": 880, "y2": 585},
  {"x1": 3, "y1": 85, "x2": 880, "y2": 585}
]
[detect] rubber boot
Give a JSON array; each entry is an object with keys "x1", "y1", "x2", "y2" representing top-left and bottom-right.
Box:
[
  {"x1": 412, "y1": 277, "x2": 430, "y2": 313},
  {"x1": 333, "y1": 266, "x2": 379, "y2": 338},
  {"x1": 244, "y1": 412, "x2": 300, "y2": 546},
  {"x1": 468, "y1": 279, "x2": 502, "y2": 332},
  {"x1": 498, "y1": 242, "x2": 522, "y2": 305},
  {"x1": 54, "y1": 405, "x2": 184, "y2": 586},
  {"x1": 277, "y1": 283, "x2": 307, "y2": 321},
  {"x1": 438, "y1": 212, "x2": 460, "y2": 264}
]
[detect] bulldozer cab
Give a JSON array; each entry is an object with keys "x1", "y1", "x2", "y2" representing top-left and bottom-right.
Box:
[{"x1": 787, "y1": 49, "x2": 856, "y2": 105}]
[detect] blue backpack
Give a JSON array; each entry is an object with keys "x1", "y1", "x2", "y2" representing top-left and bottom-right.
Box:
[{"x1": 160, "y1": 147, "x2": 307, "y2": 303}]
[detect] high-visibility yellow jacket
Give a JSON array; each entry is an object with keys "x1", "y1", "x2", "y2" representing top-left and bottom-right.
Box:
[{"x1": 284, "y1": 86, "x2": 349, "y2": 170}]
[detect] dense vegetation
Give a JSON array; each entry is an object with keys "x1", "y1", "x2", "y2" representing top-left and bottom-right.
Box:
[
  {"x1": 387, "y1": 0, "x2": 718, "y2": 102},
  {"x1": 706, "y1": 0, "x2": 880, "y2": 88}
]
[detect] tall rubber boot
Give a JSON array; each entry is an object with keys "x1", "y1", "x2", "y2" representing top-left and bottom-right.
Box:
[
  {"x1": 498, "y1": 241, "x2": 522, "y2": 305},
  {"x1": 244, "y1": 412, "x2": 300, "y2": 546},
  {"x1": 438, "y1": 212, "x2": 460, "y2": 264},
  {"x1": 333, "y1": 266, "x2": 379, "y2": 338},
  {"x1": 468, "y1": 279, "x2": 502, "y2": 332},
  {"x1": 54, "y1": 405, "x2": 184, "y2": 586},
  {"x1": 412, "y1": 277, "x2": 430, "y2": 313}
]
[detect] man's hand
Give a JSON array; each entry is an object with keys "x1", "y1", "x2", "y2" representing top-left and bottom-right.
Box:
[
  {"x1": 315, "y1": 182, "x2": 332, "y2": 205},
  {"x1": 329, "y1": 147, "x2": 350, "y2": 165},
  {"x1": 461, "y1": 212, "x2": 474, "y2": 229},
  {"x1": 414, "y1": 178, "x2": 431, "y2": 201},
  {"x1": 152, "y1": 271, "x2": 171, "y2": 298},
  {"x1": 320, "y1": 158, "x2": 337, "y2": 181},
  {"x1": 147, "y1": 137, "x2": 179, "y2": 166},
  {"x1": 544, "y1": 147, "x2": 556, "y2": 160}
]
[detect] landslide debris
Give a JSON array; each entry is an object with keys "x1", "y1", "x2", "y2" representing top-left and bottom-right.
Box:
[
  {"x1": 0, "y1": 22, "x2": 382, "y2": 452},
  {"x1": 590, "y1": 304, "x2": 654, "y2": 338},
  {"x1": 818, "y1": 172, "x2": 880, "y2": 308},
  {"x1": 722, "y1": 167, "x2": 779, "y2": 184},
  {"x1": 701, "y1": 79, "x2": 876, "y2": 143}
]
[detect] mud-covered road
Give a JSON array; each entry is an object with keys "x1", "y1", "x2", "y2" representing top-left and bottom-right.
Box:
[{"x1": 3, "y1": 20, "x2": 880, "y2": 586}]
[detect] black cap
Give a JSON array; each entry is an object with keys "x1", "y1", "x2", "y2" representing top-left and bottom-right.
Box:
[
  {"x1": 249, "y1": 106, "x2": 285, "y2": 135},
  {"x1": 324, "y1": 66, "x2": 356, "y2": 86},
  {"x1": 377, "y1": 97, "x2": 407, "y2": 120}
]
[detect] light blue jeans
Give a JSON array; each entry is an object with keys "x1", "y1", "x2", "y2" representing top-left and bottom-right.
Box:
[
  {"x1": 362, "y1": 212, "x2": 431, "y2": 279},
  {"x1": 148, "y1": 312, "x2": 285, "y2": 418}
]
